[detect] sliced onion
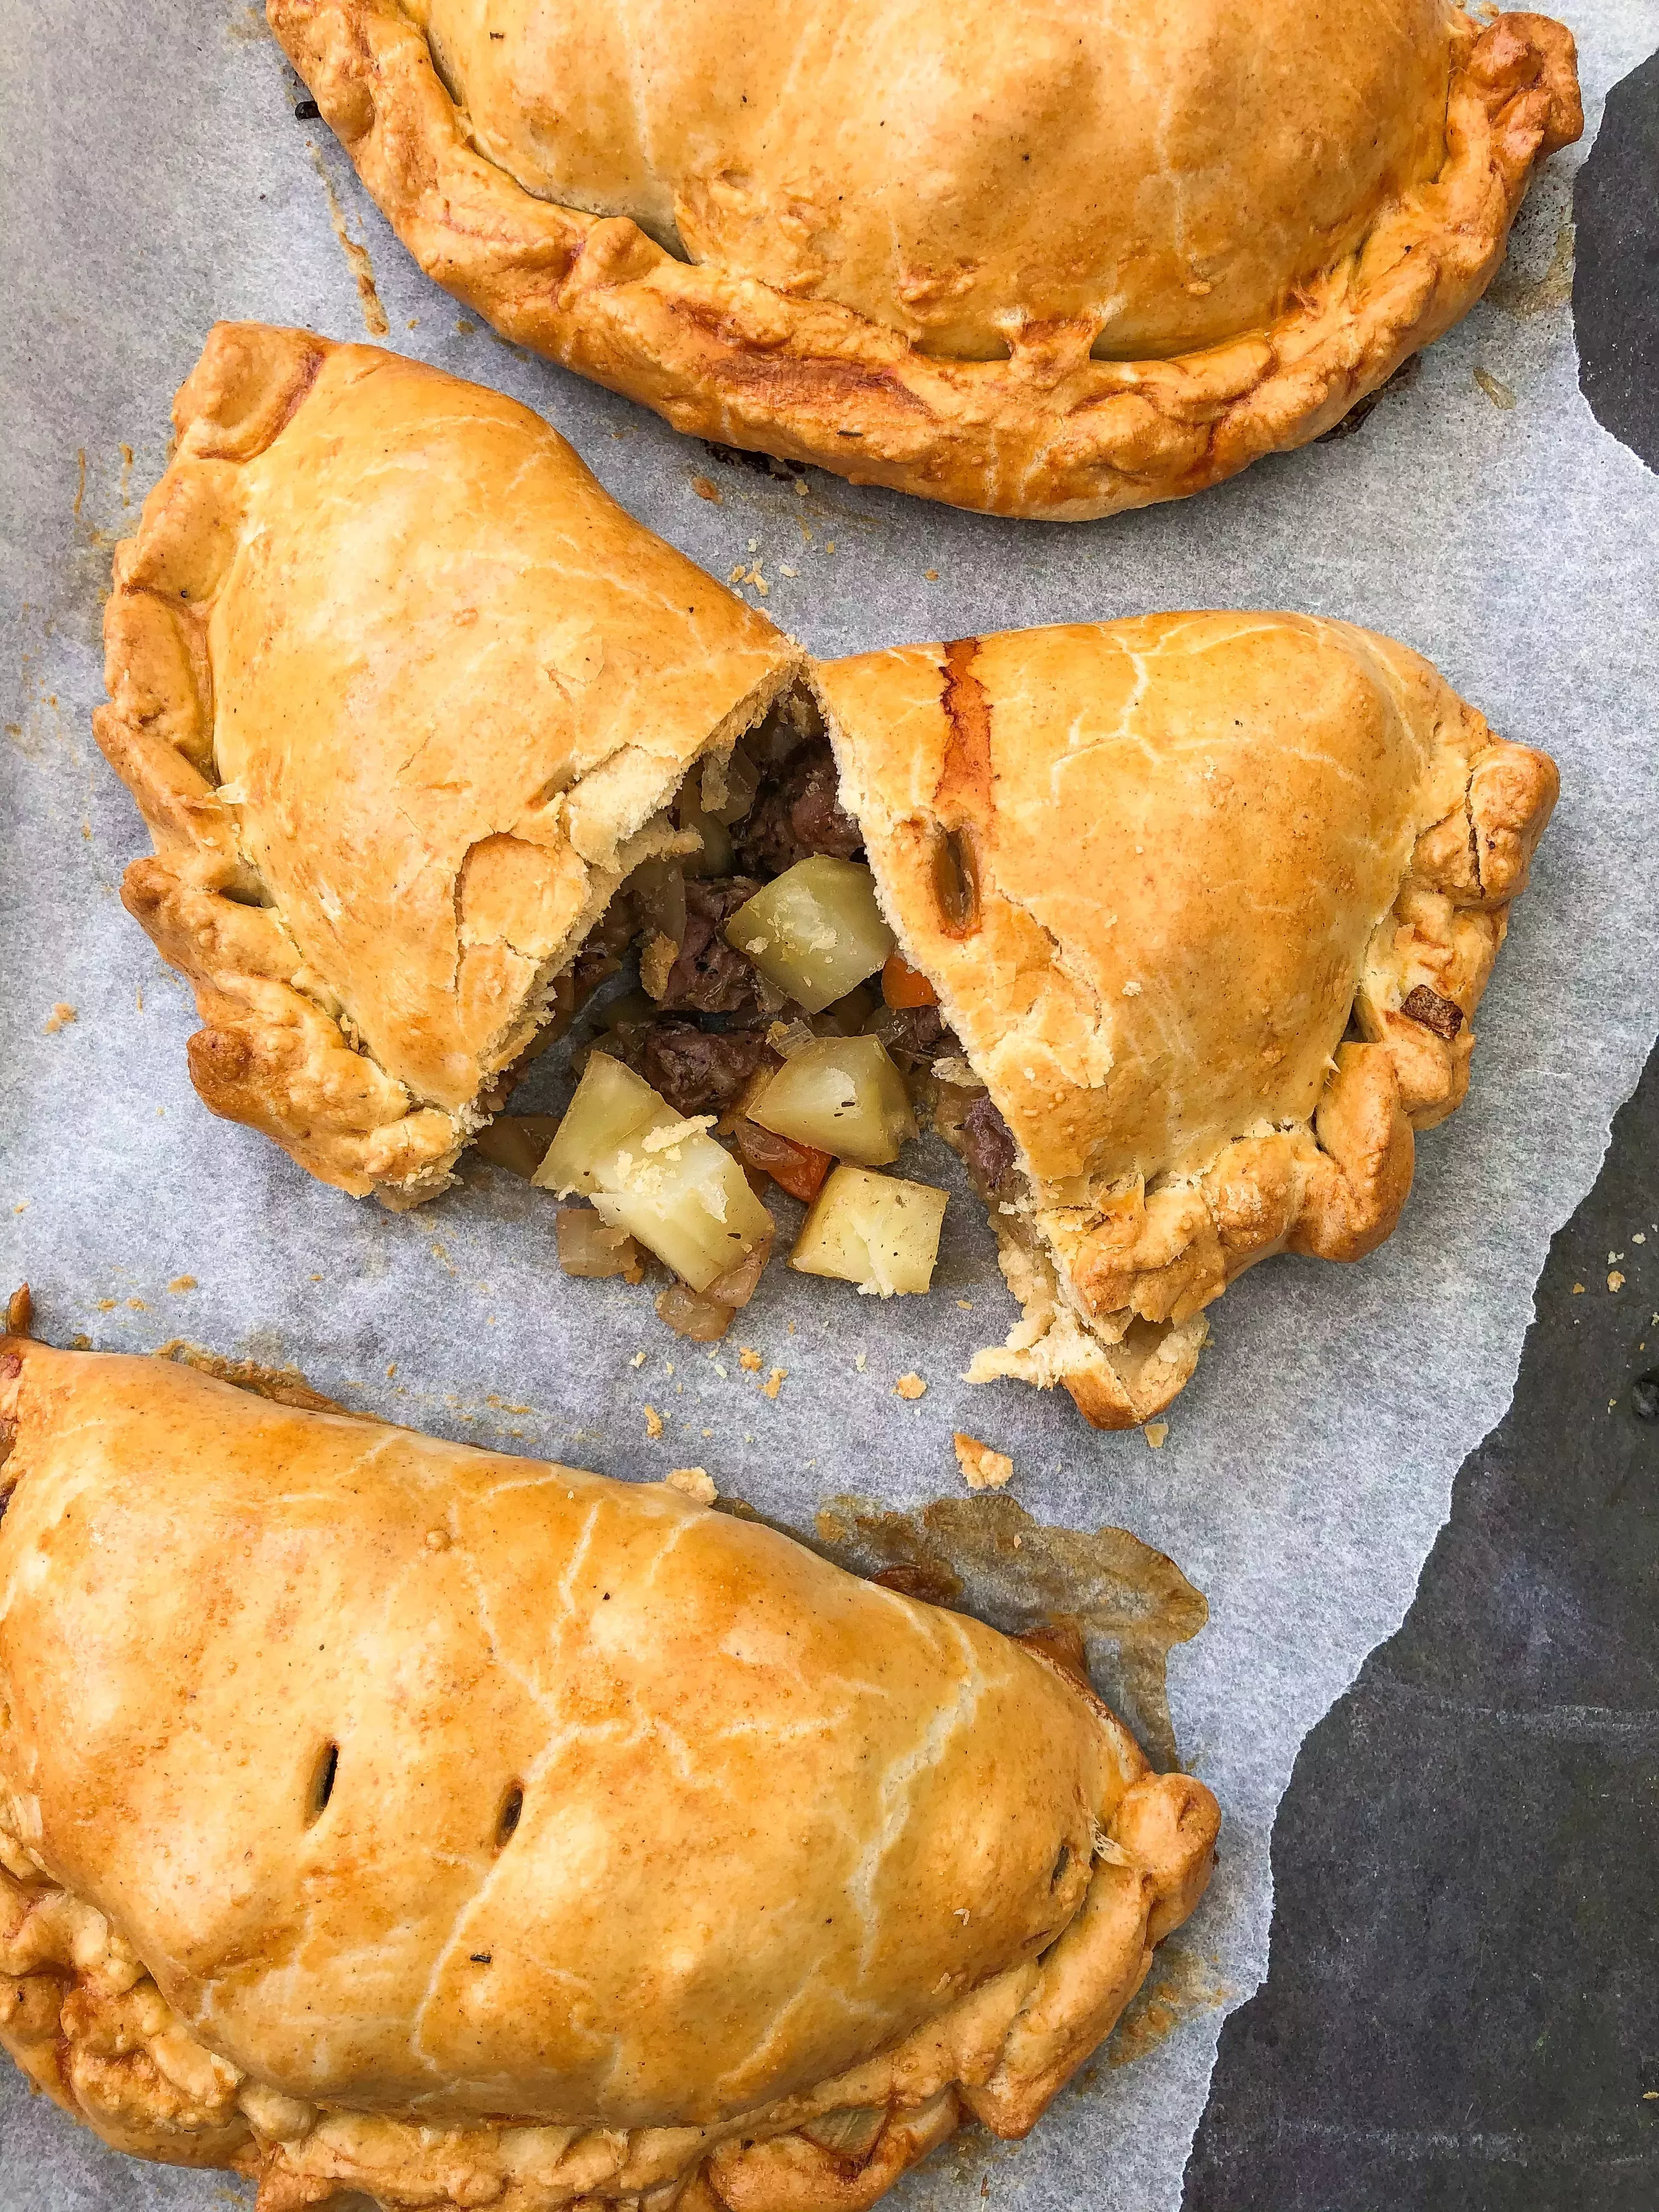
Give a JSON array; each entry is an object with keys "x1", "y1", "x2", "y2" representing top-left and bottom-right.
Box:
[
  {"x1": 656, "y1": 1282, "x2": 734, "y2": 1341},
  {"x1": 473, "y1": 1114, "x2": 562, "y2": 1181},
  {"x1": 734, "y1": 1117, "x2": 833, "y2": 1203},
  {"x1": 557, "y1": 1209, "x2": 644, "y2": 1281}
]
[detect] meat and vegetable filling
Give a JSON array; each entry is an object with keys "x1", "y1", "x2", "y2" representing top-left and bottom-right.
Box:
[{"x1": 473, "y1": 692, "x2": 1018, "y2": 1341}]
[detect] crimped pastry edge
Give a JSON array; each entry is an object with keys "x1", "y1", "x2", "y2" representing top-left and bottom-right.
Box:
[{"x1": 267, "y1": 1, "x2": 1579, "y2": 520}]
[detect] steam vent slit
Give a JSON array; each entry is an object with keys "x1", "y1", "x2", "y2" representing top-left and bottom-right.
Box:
[
  {"x1": 306, "y1": 1741, "x2": 339, "y2": 1825},
  {"x1": 495, "y1": 1781, "x2": 524, "y2": 1848},
  {"x1": 932, "y1": 826, "x2": 980, "y2": 936}
]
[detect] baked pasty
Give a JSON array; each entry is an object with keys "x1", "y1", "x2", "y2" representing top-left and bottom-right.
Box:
[
  {"x1": 101, "y1": 331, "x2": 1556, "y2": 1424},
  {"x1": 0, "y1": 1332, "x2": 1219, "y2": 2211},
  {"x1": 95, "y1": 320, "x2": 798, "y2": 1200},
  {"x1": 268, "y1": 0, "x2": 1579, "y2": 518},
  {"x1": 817, "y1": 617, "x2": 1558, "y2": 1426}
]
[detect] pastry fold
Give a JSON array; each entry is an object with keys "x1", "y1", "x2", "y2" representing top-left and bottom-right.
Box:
[
  {"x1": 95, "y1": 321, "x2": 798, "y2": 1201},
  {"x1": 820, "y1": 615, "x2": 1557, "y2": 1426},
  {"x1": 0, "y1": 1335, "x2": 1218, "y2": 2211},
  {"x1": 268, "y1": 0, "x2": 1578, "y2": 517}
]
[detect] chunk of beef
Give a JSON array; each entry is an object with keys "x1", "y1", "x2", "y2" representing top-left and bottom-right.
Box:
[
  {"x1": 961, "y1": 1092, "x2": 1019, "y2": 1200},
  {"x1": 641, "y1": 1021, "x2": 773, "y2": 1118},
  {"x1": 865, "y1": 1003, "x2": 945, "y2": 1072},
  {"x1": 733, "y1": 741, "x2": 863, "y2": 875},
  {"x1": 657, "y1": 879, "x2": 764, "y2": 1015}
]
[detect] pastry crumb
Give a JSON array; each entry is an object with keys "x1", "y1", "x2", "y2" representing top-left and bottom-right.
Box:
[
  {"x1": 854, "y1": 1350, "x2": 867, "y2": 1372},
  {"x1": 1121, "y1": 980, "x2": 1143, "y2": 998},
  {"x1": 95, "y1": 1299, "x2": 116, "y2": 1311},
  {"x1": 895, "y1": 1373, "x2": 927, "y2": 1401},
  {"x1": 690, "y1": 475, "x2": 723, "y2": 504},
  {"x1": 168, "y1": 1276, "x2": 197, "y2": 1293},
  {"x1": 1634, "y1": 1233, "x2": 1647, "y2": 1245},
  {"x1": 956, "y1": 1299, "x2": 972, "y2": 1311},
  {"x1": 631, "y1": 1350, "x2": 646, "y2": 1368},
  {"x1": 1571, "y1": 1282, "x2": 1585, "y2": 1294},
  {"x1": 1143, "y1": 1421, "x2": 1169, "y2": 1449},
  {"x1": 954, "y1": 1432, "x2": 1014, "y2": 1491},
  {"x1": 763, "y1": 1367, "x2": 787, "y2": 1400},
  {"x1": 640, "y1": 932, "x2": 679, "y2": 1000},
  {"x1": 738, "y1": 1347, "x2": 763, "y2": 1371},
  {"x1": 1609, "y1": 1271, "x2": 1626, "y2": 1293},
  {"x1": 127, "y1": 1298, "x2": 148, "y2": 1312},
  {"x1": 43, "y1": 1002, "x2": 76, "y2": 1034},
  {"x1": 667, "y1": 1466, "x2": 717, "y2": 1503},
  {"x1": 385, "y1": 1361, "x2": 397, "y2": 1377},
  {"x1": 644, "y1": 1405, "x2": 664, "y2": 1440},
  {"x1": 424, "y1": 1528, "x2": 449, "y2": 1551},
  {"x1": 794, "y1": 478, "x2": 809, "y2": 496}
]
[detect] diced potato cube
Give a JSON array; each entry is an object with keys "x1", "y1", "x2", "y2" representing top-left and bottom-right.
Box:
[
  {"x1": 538, "y1": 1054, "x2": 773, "y2": 1290},
  {"x1": 534, "y1": 1053, "x2": 667, "y2": 1197},
  {"x1": 725, "y1": 857, "x2": 895, "y2": 1013},
  {"x1": 749, "y1": 1036, "x2": 916, "y2": 1165},
  {"x1": 790, "y1": 1166, "x2": 947, "y2": 1296},
  {"x1": 591, "y1": 1122, "x2": 774, "y2": 1292}
]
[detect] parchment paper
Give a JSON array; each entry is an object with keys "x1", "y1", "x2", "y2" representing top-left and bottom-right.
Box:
[{"x1": 3, "y1": 5, "x2": 1657, "y2": 2205}]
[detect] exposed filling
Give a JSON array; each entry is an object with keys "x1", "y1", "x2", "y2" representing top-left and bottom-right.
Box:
[{"x1": 474, "y1": 690, "x2": 1022, "y2": 1341}]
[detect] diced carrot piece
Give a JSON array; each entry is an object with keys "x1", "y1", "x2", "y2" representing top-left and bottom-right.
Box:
[
  {"x1": 882, "y1": 950, "x2": 939, "y2": 1009},
  {"x1": 734, "y1": 1118, "x2": 832, "y2": 1203}
]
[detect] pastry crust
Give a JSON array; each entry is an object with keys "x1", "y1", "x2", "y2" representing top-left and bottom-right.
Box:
[
  {"x1": 268, "y1": 0, "x2": 1579, "y2": 518},
  {"x1": 0, "y1": 1336, "x2": 1218, "y2": 2210},
  {"x1": 816, "y1": 613, "x2": 1558, "y2": 1428},
  {"x1": 95, "y1": 323, "x2": 799, "y2": 1203}
]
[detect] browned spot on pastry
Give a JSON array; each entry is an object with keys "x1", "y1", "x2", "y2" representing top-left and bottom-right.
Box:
[
  {"x1": 663, "y1": 308, "x2": 934, "y2": 420},
  {"x1": 930, "y1": 826, "x2": 980, "y2": 938},
  {"x1": 1400, "y1": 984, "x2": 1465, "y2": 1039},
  {"x1": 936, "y1": 637, "x2": 994, "y2": 819}
]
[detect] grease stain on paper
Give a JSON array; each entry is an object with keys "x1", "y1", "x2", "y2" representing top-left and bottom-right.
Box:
[
  {"x1": 306, "y1": 143, "x2": 391, "y2": 337},
  {"x1": 720, "y1": 1488, "x2": 1207, "y2": 1771},
  {"x1": 1105, "y1": 1942, "x2": 1234, "y2": 2069}
]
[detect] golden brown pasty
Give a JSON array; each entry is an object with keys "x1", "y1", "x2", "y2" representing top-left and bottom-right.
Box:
[
  {"x1": 268, "y1": 0, "x2": 1579, "y2": 517},
  {"x1": 100, "y1": 330, "x2": 1556, "y2": 1427},
  {"x1": 817, "y1": 617, "x2": 1558, "y2": 1426},
  {"x1": 0, "y1": 1332, "x2": 1218, "y2": 2211},
  {"x1": 95, "y1": 320, "x2": 799, "y2": 1201}
]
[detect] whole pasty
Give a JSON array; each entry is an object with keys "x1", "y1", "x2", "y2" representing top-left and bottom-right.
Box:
[
  {"x1": 269, "y1": 0, "x2": 1579, "y2": 517},
  {"x1": 0, "y1": 1333, "x2": 1218, "y2": 2211},
  {"x1": 101, "y1": 329, "x2": 1557, "y2": 1426}
]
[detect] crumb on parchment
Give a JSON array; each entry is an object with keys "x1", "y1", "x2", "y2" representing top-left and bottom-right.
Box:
[
  {"x1": 168, "y1": 1276, "x2": 196, "y2": 1293},
  {"x1": 644, "y1": 1405, "x2": 664, "y2": 1440},
  {"x1": 667, "y1": 1467, "x2": 717, "y2": 1503},
  {"x1": 738, "y1": 1347, "x2": 763, "y2": 1371},
  {"x1": 43, "y1": 1003, "x2": 76, "y2": 1034},
  {"x1": 1609, "y1": 1271, "x2": 1626, "y2": 1293},
  {"x1": 1143, "y1": 1422, "x2": 1169, "y2": 1449},
  {"x1": 895, "y1": 1373, "x2": 927, "y2": 1401},
  {"x1": 763, "y1": 1367, "x2": 786, "y2": 1400},
  {"x1": 953, "y1": 1433, "x2": 1013, "y2": 1491}
]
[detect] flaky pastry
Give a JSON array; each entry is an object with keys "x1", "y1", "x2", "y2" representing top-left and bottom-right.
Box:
[
  {"x1": 95, "y1": 321, "x2": 798, "y2": 1201},
  {"x1": 268, "y1": 0, "x2": 1579, "y2": 517},
  {"x1": 820, "y1": 615, "x2": 1558, "y2": 1425},
  {"x1": 0, "y1": 1334, "x2": 1218, "y2": 2211}
]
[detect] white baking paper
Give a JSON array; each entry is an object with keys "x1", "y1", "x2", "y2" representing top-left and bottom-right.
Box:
[{"x1": 2, "y1": 4, "x2": 1656, "y2": 2207}]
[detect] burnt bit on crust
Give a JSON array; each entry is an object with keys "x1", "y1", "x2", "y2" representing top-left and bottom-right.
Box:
[{"x1": 1400, "y1": 983, "x2": 1466, "y2": 1039}]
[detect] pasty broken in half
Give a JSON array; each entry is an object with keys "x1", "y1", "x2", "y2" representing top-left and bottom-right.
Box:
[
  {"x1": 270, "y1": 0, "x2": 1579, "y2": 517},
  {"x1": 100, "y1": 328, "x2": 1559, "y2": 1429},
  {"x1": 0, "y1": 1333, "x2": 1219, "y2": 2211}
]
